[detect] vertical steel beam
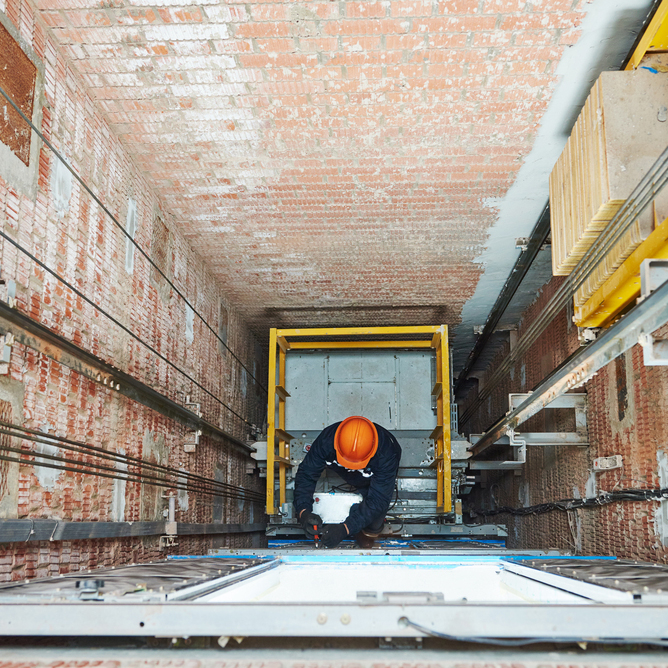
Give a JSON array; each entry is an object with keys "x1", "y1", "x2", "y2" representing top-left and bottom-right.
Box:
[
  {"x1": 266, "y1": 329, "x2": 277, "y2": 514},
  {"x1": 441, "y1": 325, "x2": 451, "y2": 513},
  {"x1": 432, "y1": 325, "x2": 451, "y2": 512}
]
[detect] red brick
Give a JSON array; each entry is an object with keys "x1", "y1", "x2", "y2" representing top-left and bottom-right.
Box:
[
  {"x1": 346, "y1": 1, "x2": 387, "y2": 18},
  {"x1": 414, "y1": 15, "x2": 497, "y2": 32},
  {"x1": 324, "y1": 19, "x2": 410, "y2": 35},
  {"x1": 250, "y1": 4, "x2": 289, "y2": 21},
  {"x1": 234, "y1": 21, "x2": 291, "y2": 39}
]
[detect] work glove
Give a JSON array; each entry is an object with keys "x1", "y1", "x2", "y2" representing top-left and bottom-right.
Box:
[
  {"x1": 300, "y1": 511, "x2": 323, "y2": 538},
  {"x1": 321, "y1": 523, "x2": 349, "y2": 548}
]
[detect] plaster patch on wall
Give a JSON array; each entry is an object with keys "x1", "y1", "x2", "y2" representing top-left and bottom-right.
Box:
[
  {"x1": 178, "y1": 470, "x2": 189, "y2": 511},
  {"x1": 654, "y1": 451, "x2": 668, "y2": 546},
  {"x1": 34, "y1": 425, "x2": 61, "y2": 491},
  {"x1": 51, "y1": 156, "x2": 73, "y2": 218},
  {"x1": 0, "y1": 376, "x2": 23, "y2": 518},
  {"x1": 111, "y1": 455, "x2": 127, "y2": 522},
  {"x1": 451, "y1": 0, "x2": 656, "y2": 372},
  {"x1": 125, "y1": 198, "x2": 137, "y2": 274},
  {"x1": 140, "y1": 429, "x2": 168, "y2": 521},
  {"x1": 213, "y1": 463, "x2": 225, "y2": 522},
  {"x1": 185, "y1": 303, "x2": 194, "y2": 344}
]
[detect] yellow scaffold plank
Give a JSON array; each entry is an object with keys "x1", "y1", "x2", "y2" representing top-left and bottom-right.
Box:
[
  {"x1": 274, "y1": 456, "x2": 292, "y2": 466},
  {"x1": 277, "y1": 326, "x2": 440, "y2": 337},
  {"x1": 574, "y1": 215, "x2": 668, "y2": 328},
  {"x1": 288, "y1": 340, "x2": 432, "y2": 350},
  {"x1": 430, "y1": 425, "x2": 443, "y2": 441}
]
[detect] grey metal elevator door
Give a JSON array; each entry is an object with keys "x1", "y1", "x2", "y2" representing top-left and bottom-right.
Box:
[{"x1": 284, "y1": 350, "x2": 436, "y2": 432}]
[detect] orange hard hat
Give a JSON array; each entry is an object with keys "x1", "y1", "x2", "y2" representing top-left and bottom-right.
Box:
[{"x1": 334, "y1": 416, "x2": 378, "y2": 470}]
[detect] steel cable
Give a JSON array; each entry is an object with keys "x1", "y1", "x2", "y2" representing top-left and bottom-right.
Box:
[
  {"x1": 0, "y1": 441, "x2": 264, "y2": 503},
  {"x1": 0, "y1": 83, "x2": 267, "y2": 394},
  {"x1": 471, "y1": 486, "x2": 668, "y2": 517},
  {"x1": 0, "y1": 420, "x2": 261, "y2": 499},
  {"x1": 0, "y1": 426, "x2": 263, "y2": 503},
  {"x1": 402, "y1": 618, "x2": 668, "y2": 648},
  {"x1": 0, "y1": 228, "x2": 254, "y2": 431},
  {"x1": 461, "y1": 145, "x2": 668, "y2": 427},
  {"x1": 0, "y1": 452, "x2": 255, "y2": 502}
]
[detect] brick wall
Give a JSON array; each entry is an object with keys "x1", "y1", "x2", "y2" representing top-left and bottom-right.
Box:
[
  {"x1": 10, "y1": 0, "x2": 586, "y2": 334},
  {"x1": 0, "y1": 0, "x2": 266, "y2": 580},
  {"x1": 461, "y1": 276, "x2": 668, "y2": 561}
]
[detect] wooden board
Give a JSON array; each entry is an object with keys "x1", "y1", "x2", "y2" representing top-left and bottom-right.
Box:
[{"x1": 550, "y1": 69, "x2": 668, "y2": 305}]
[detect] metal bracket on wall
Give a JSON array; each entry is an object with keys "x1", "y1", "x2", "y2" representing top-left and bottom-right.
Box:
[
  {"x1": 468, "y1": 394, "x2": 587, "y2": 471},
  {"x1": 468, "y1": 429, "x2": 526, "y2": 470},
  {"x1": 506, "y1": 392, "x2": 588, "y2": 445},
  {"x1": 638, "y1": 259, "x2": 668, "y2": 365},
  {"x1": 183, "y1": 429, "x2": 202, "y2": 453}
]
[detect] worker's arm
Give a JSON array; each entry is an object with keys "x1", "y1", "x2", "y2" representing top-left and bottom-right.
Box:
[
  {"x1": 293, "y1": 424, "x2": 337, "y2": 519},
  {"x1": 343, "y1": 450, "x2": 400, "y2": 536}
]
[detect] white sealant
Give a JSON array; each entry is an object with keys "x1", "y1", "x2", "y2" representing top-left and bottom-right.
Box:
[{"x1": 452, "y1": 0, "x2": 656, "y2": 370}]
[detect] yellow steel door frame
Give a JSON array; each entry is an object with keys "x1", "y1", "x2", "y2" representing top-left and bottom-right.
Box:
[{"x1": 265, "y1": 325, "x2": 451, "y2": 515}]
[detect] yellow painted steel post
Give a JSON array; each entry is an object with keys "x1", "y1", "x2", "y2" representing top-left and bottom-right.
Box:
[
  {"x1": 574, "y1": 216, "x2": 668, "y2": 328},
  {"x1": 625, "y1": 0, "x2": 668, "y2": 70},
  {"x1": 278, "y1": 345, "x2": 287, "y2": 507},
  {"x1": 434, "y1": 332, "x2": 444, "y2": 509},
  {"x1": 440, "y1": 325, "x2": 451, "y2": 513},
  {"x1": 266, "y1": 328, "x2": 277, "y2": 515}
]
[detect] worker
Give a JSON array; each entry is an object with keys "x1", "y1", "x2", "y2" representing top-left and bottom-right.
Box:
[{"x1": 294, "y1": 416, "x2": 402, "y2": 548}]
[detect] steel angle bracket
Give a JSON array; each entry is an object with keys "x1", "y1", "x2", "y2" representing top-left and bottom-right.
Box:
[
  {"x1": 469, "y1": 393, "x2": 587, "y2": 470},
  {"x1": 507, "y1": 392, "x2": 588, "y2": 446},
  {"x1": 468, "y1": 429, "x2": 525, "y2": 471}
]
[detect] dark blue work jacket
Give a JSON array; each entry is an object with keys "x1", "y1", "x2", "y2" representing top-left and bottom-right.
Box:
[{"x1": 293, "y1": 421, "x2": 402, "y2": 536}]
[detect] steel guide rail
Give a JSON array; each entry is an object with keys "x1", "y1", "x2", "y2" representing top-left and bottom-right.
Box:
[
  {"x1": 471, "y1": 276, "x2": 668, "y2": 455},
  {"x1": 461, "y1": 145, "x2": 668, "y2": 428},
  {"x1": 455, "y1": 203, "x2": 551, "y2": 392}
]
